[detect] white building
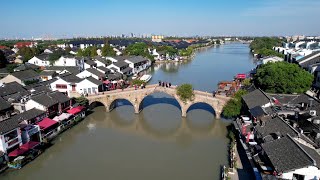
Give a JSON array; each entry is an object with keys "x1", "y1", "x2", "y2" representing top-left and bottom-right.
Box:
[
  {"x1": 28, "y1": 54, "x2": 51, "y2": 67},
  {"x1": 50, "y1": 74, "x2": 82, "y2": 94},
  {"x1": 0, "y1": 123, "x2": 22, "y2": 153},
  {"x1": 259, "y1": 56, "x2": 284, "y2": 65},
  {"x1": 124, "y1": 56, "x2": 151, "y2": 74},
  {"x1": 53, "y1": 55, "x2": 84, "y2": 71},
  {"x1": 76, "y1": 77, "x2": 104, "y2": 95},
  {"x1": 76, "y1": 68, "x2": 105, "y2": 80}
]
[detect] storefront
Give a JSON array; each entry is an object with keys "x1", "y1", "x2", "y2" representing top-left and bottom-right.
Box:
[
  {"x1": 21, "y1": 124, "x2": 42, "y2": 144},
  {"x1": 36, "y1": 118, "x2": 59, "y2": 141}
]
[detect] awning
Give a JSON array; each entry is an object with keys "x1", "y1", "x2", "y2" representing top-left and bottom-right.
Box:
[
  {"x1": 53, "y1": 113, "x2": 73, "y2": 122},
  {"x1": 37, "y1": 118, "x2": 58, "y2": 130},
  {"x1": 236, "y1": 74, "x2": 246, "y2": 79},
  {"x1": 9, "y1": 141, "x2": 40, "y2": 157},
  {"x1": 67, "y1": 106, "x2": 85, "y2": 115}
]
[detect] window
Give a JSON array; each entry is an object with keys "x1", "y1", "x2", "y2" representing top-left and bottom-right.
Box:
[
  {"x1": 56, "y1": 84, "x2": 67, "y2": 89},
  {"x1": 293, "y1": 174, "x2": 304, "y2": 180}
]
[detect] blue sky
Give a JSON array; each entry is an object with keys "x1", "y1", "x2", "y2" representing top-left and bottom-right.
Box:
[{"x1": 2, "y1": 0, "x2": 320, "y2": 38}]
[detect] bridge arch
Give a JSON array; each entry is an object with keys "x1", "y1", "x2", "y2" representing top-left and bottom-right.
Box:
[
  {"x1": 108, "y1": 98, "x2": 137, "y2": 113},
  {"x1": 137, "y1": 89, "x2": 184, "y2": 116},
  {"x1": 186, "y1": 102, "x2": 216, "y2": 116},
  {"x1": 88, "y1": 100, "x2": 108, "y2": 110}
]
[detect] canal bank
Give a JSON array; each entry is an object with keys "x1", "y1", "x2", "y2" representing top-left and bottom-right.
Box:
[{"x1": 0, "y1": 43, "x2": 256, "y2": 180}]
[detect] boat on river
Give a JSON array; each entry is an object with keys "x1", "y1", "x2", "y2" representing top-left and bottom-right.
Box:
[{"x1": 139, "y1": 74, "x2": 152, "y2": 82}]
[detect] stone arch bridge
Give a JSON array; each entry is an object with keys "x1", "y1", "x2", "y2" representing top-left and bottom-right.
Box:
[{"x1": 85, "y1": 84, "x2": 230, "y2": 119}]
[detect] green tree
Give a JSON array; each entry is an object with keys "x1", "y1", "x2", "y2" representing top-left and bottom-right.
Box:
[
  {"x1": 0, "y1": 50, "x2": 7, "y2": 68},
  {"x1": 132, "y1": 79, "x2": 145, "y2": 86},
  {"x1": 48, "y1": 50, "x2": 67, "y2": 65},
  {"x1": 176, "y1": 84, "x2": 194, "y2": 103},
  {"x1": 125, "y1": 42, "x2": 148, "y2": 56},
  {"x1": 249, "y1": 37, "x2": 283, "y2": 58},
  {"x1": 254, "y1": 62, "x2": 313, "y2": 94},
  {"x1": 242, "y1": 78, "x2": 251, "y2": 86},
  {"x1": 101, "y1": 44, "x2": 116, "y2": 56},
  {"x1": 222, "y1": 90, "x2": 248, "y2": 118},
  {"x1": 19, "y1": 47, "x2": 34, "y2": 62},
  {"x1": 90, "y1": 46, "x2": 98, "y2": 57},
  {"x1": 75, "y1": 96, "x2": 89, "y2": 106},
  {"x1": 179, "y1": 47, "x2": 194, "y2": 57},
  {"x1": 6, "y1": 64, "x2": 18, "y2": 73}
]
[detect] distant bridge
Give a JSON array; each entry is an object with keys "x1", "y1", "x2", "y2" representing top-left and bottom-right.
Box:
[{"x1": 85, "y1": 84, "x2": 230, "y2": 119}]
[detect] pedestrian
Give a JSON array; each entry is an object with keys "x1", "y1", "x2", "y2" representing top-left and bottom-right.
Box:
[
  {"x1": 212, "y1": 91, "x2": 216, "y2": 97},
  {"x1": 162, "y1": 82, "x2": 164, "y2": 87},
  {"x1": 166, "y1": 82, "x2": 168, "y2": 88},
  {"x1": 169, "y1": 82, "x2": 171, "y2": 87},
  {"x1": 134, "y1": 85, "x2": 137, "y2": 90},
  {"x1": 159, "y1": 80, "x2": 161, "y2": 86}
]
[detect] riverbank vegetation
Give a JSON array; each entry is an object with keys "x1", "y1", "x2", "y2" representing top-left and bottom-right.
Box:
[
  {"x1": 176, "y1": 84, "x2": 194, "y2": 103},
  {"x1": 249, "y1": 37, "x2": 284, "y2": 58},
  {"x1": 222, "y1": 90, "x2": 248, "y2": 118},
  {"x1": 75, "y1": 96, "x2": 89, "y2": 106},
  {"x1": 179, "y1": 47, "x2": 194, "y2": 57},
  {"x1": 131, "y1": 79, "x2": 145, "y2": 86},
  {"x1": 125, "y1": 42, "x2": 155, "y2": 63},
  {"x1": 254, "y1": 62, "x2": 313, "y2": 94}
]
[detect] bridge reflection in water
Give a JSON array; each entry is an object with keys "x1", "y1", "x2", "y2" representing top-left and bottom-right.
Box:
[{"x1": 86, "y1": 93, "x2": 228, "y2": 143}]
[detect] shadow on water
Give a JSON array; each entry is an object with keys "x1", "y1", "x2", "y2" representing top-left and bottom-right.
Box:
[
  {"x1": 186, "y1": 102, "x2": 216, "y2": 115},
  {"x1": 139, "y1": 94, "x2": 181, "y2": 111}
]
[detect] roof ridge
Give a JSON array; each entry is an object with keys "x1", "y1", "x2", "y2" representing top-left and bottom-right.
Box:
[{"x1": 287, "y1": 134, "x2": 317, "y2": 167}]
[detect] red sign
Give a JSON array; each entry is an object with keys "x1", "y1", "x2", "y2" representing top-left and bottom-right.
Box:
[{"x1": 236, "y1": 74, "x2": 246, "y2": 79}]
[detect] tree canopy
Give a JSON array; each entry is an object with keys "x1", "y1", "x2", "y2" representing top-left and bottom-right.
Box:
[
  {"x1": 254, "y1": 62, "x2": 313, "y2": 94},
  {"x1": 18, "y1": 47, "x2": 38, "y2": 62},
  {"x1": 156, "y1": 46, "x2": 178, "y2": 56},
  {"x1": 176, "y1": 84, "x2": 194, "y2": 103},
  {"x1": 77, "y1": 46, "x2": 98, "y2": 57},
  {"x1": 0, "y1": 50, "x2": 7, "y2": 68},
  {"x1": 101, "y1": 44, "x2": 116, "y2": 56},
  {"x1": 48, "y1": 50, "x2": 67, "y2": 65},
  {"x1": 222, "y1": 90, "x2": 248, "y2": 118},
  {"x1": 179, "y1": 47, "x2": 193, "y2": 57},
  {"x1": 125, "y1": 42, "x2": 155, "y2": 62},
  {"x1": 250, "y1": 37, "x2": 283, "y2": 58}
]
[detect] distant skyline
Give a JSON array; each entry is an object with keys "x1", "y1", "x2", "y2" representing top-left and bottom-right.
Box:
[{"x1": 2, "y1": 0, "x2": 320, "y2": 39}]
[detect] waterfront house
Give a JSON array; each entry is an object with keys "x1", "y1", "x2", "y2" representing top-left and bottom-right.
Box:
[
  {"x1": 39, "y1": 71, "x2": 58, "y2": 82},
  {"x1": 0, "y1": 119, "x2": 23, "y2": 153},
  {"x1": 0, "y1": 69, "x2": 40, "y2": 86},
  {"x1": 28, "y1": 54, "x2": 51, "y2": 67},
  {"x1": 25, "y1": 93, "x2": 59, "y2": 117},
  {"x1": 124, "y1": 56, "x2": 151, "y2": 74},
  {"x1": 294, "y1": 51, "x2": 320, "y2": 70},
  {"x1": 76, "y1": 68, "x2": 105, "y2": 80},
  {"x1": 261, "y1": 135, "x2": 320, "y2": 179},
  {"x1": 107, "y1": 61, "x2": 132, "y2": 76},
  {"x1": 242, "y1": 89, "x2": 273, "y2": 120},
  {"x1": 76, "y1": 77, "x2": 104, "y2": 95},
  {"x1": 14, "y1": 63, "x2": 40, "y2": 72},
  {"x1": 0, "y1": 82, "x2": 30, "y2": 113},
  {"x1": 36, "y1": 117, "x2": 59, "y2": 141},
  {"x1": 259, "y1": 56, "x2": 284, "y2": 65},
  {"x1": 50, "y1": 73, "x2": 82, "y2": 95},
  {"x1": 67, "y1": 40, "x2": 105, "y2": 49},
  {"x1": 47, "y1": 91, "x2": 71, "y2": 114},
  {"x1": 0, "y1": 97, "x2": 13, "y2": 121}
]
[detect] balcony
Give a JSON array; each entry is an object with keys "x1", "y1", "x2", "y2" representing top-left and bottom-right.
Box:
[{"x1": 6, "y1": 137, "x2": 21, "y2": 148}]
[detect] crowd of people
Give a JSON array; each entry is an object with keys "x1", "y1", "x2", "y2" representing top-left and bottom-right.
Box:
[{"x1": 158, "y1": 80, "x2": 172, "y2": 88}]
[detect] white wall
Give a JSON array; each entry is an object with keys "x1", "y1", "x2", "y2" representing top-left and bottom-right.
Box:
[
  {"x1": 50, "y1": 78, "x2": 73, "y2": 93},
  {"x1": 76, "y1": 79, "x2": 100, "y2": 95},
  {"x1": 106, "y1": 57, "x2": 118, "y2": 63},
  {"x1": 107, "y1": 64, "x2": 120, "y2": 73},
  {"x1": 76, "y1": 70, "x2": 99, "y2": 80},
  {"x1": 28, "y1": 56, "x2": 50, "y2": 66},
  {"x1": 280, "y1": 166, "x2": 320, "y2": 180},
  {"x1": 25, "y1": 99, "x2": 46, "y2": 111},
  {"x1": 0, "y1": 129, "x2": 22, "y2": 153}
]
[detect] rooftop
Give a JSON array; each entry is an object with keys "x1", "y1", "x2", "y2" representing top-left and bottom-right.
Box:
[
  {"x1": 86, "y1": 68, "x2": 105, "y2": 78},
  {"x1": 262, "y1": 135, "x2": 315, "y2": 173},
  {"x1": 114, "y1": 60, "x2": 129, "y2": 68},
  {"x1": 85, "y1": 76, "x2": 103, "y2": 86},
  {"x1": 126, "y1": 56, "x2": 148, "y2": 64},
  {"x1": 11, "y1": 69, "x2": 39, "y2": 81},
  {"x1": 242, "y1": 89, "x2": 271, "y2": 109},
  {"x1": 31, "y1": 93, "x2": 58, "y2": 107}
]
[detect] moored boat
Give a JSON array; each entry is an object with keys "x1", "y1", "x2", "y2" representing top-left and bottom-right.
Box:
[{"x1": 139, "y1": 74, "x2": 152, "y2": 83}]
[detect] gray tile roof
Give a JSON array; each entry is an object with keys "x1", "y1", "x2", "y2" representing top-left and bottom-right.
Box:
[
  {"x1": 0, "y1": 82, "x2": 28, "y2": 97},
  {"x1": 266, "y1": 93, "x2": 300, "y2": 105},
  {"x1": 0, "y1": 97, "x2": 11, "y2": 111},
  {"x1": 85, "y1": 76, "x2": 103, "y2": 86},
  {"x1": 256, "y1": 116, "x2": 298, "y2": 138},
  {"x1": 97, "y1": 66, "x2": 111, "y2": 74},
  {"x1": 45, "y1": 66, "x2": 80, "y2": 75},
  {"x1": 121, "y1": 66, "x2": 132, "y2": 74},
  {"x1": 60, "y1": 74, "x2": 82, "y2": 83},
  {"x1": 39, "y1": 71, "x2": 57, "y2": 76},
  {"x1": 14, "y1": 108, "x2": 45, "y2": 122},
  {"x1": 0, "y1": 118, "x2": 21, "y2": 135},
  {"x1": 296, "y1": 141, "x2": 320, "y2": 169},
  {"x1": 113, "y1": 56, "x2": 129, "y2": 61},
  {"x1": 108, "y1": 73, "x2": 122, "y2": 80},
  {"x1": 242, "y1": 89, "x2": 270, "y2": 109},
  {"x1": 126, "y1": 56, "x2": 148, "y2": 64},
  {"x1": 114, "y1": 60, "x2": 128, "y2": 68},
  {"x1": 31, "y1": 93, "x2": 58, "y2": 107},
  {"x1": 14, "y1": 63, "x2": 39, "y2": 72},
  {"x1": 95, "y1": 57, "x2": 111, "y2": 65},
  {"x1": 11, "y1": 69, "x2": 39, "y2": 81},
  {"x1": 262, "y1": 135, "x2": 315, "y2": 173},
  {"x1": 86, "y1": 68, "x2": 105, "y2": 78},
  {"x1": 35, "y1": 54, "x2": 50, "y2": 61},
  {"x1": 48, "y1": 91, "x2": 70, "y2": 103},
  {"x1": 84, "y1": 59, "x2": 97, "y2": 66}
]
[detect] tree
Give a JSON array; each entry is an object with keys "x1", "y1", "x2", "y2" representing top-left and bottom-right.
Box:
[
  {"x1": 48, "y1": 50, "x2": 67, "y2": 65},
  {"x1": 75, "y1": 96, "x2": 89, "y2": 106},
  {"x1": 101, "y1": 44, "x2": 116, "y2": 56},
  {"x1": 125, "y1": 42, "x2": 148, "y2": 56},
  {"x1": 132, "y1": 79, "x2": 145, "y2": 86},
  {"x1": 222, "y1": 90, "x2": 248, "y2": 118},
  {"x1": 19, "y1": 47, "x2": 34, "y2": 62},
  {"x1": 253, "y1": 62, "x2": 313, "y2": 94},
  {"x1": 0, "y1": 50, "x2": 7, "y2": 68},
  {"x1": 90, "y1": 46, "x2": 98, "y2": 57},
  {"x1": 176, "y1": 84, "x2": 194, "y2": 103},
  {"x1": 249, "y1": 37, "x2": 283, "y2": 58},
  {"x1": 6, "y1": 64, "x2": 18, "y2": 73},
  {"x1": 179, "y1": 47, "x2": 194, "y2": 57},
  {"x1": 242, "y1": 78, "x2": 251, "y2": 86}
]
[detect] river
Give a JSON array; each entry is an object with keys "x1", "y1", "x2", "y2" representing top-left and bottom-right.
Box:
[{"x1": 1, "y1": 43, "x2": 255, "y2": 180}]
